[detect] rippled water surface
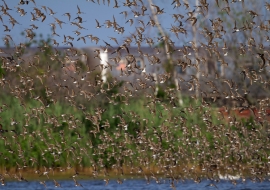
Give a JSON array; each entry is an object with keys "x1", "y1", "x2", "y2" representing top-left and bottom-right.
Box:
[{"x1": 2, "y1": 179, "x2": 270, "y2": 190}]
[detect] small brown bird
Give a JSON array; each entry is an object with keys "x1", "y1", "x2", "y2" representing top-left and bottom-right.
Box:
[
  {"x1": 39, "y1": 181, "x2": 46, "y2": 188},
  {"x1": 98, "y1": 177, "x2": 106, "y2": 186},
  {"x1": 77, "y1": 5, "x2": 85, "y2": 14},
  {"x1": 19, "y1": 0, "x2": 29, "y2": 5},
  {"x1": 108, "y1": 36, "x2": 119, "y2": 45},
  {"x1": 3, "y1": 25, "x2": 10, "y2": 32},
  {"x1": 53, "y1": 179, "x2": 61, "y2": 187},
  {"x1": 54, "y1": 17, "x2": 66, "y2": 29},
  {"x1": 120, "y1": 11, "x2": 127, "y2": 19},
  {"x1": 221, "y1": 6, "x2": 230, "y2": 15},
  {"x1": 111, "y1": 44, "x2": 129, "y2": 55},
  {"x1": 256, "y1": 53, "x2": 266, "y2": 70},
  {"x1": 125, "y1": 19, "x2": 134, "y2": 26},
  {"x1": 47, "y1": 7, "x2": 57, "y2": 15},
  {"x1": 73, "y1": 178, "x2": 84, "y2": 188},
  {"x1": 186, "y1": 17, "x2": 197, "y2": 26},
  {"x1": 95, "y1": 19, "x2": 103, "y2": 28},
  {"x1": 151, "y1": 4, "x2": 165, "y2": 14},
  {"x1": 63, "y1": 13, "x2": 71, "y2": 21},
  {"x1": 41, "y1": 6, "x2": 47, "y2": 13}
]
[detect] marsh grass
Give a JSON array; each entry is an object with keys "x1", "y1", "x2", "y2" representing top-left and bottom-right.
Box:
[{"x1": 0, "y1": 91, "x2": 263, "y2": 180}]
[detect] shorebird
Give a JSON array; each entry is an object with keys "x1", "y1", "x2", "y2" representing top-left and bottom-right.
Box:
[
  {"x1": 95, "y1": 19, "x2": 103, "y2": 28},
  {"x1": 63, "y1": 13, "x2": 71, "y2": 21},
  {"x1": 77, "y1": 5, "x2": 85, "y2": 14},
  {"x1": 151, "y1": 4, "x2": 165, "y2": 15},
  {"x1": 53, "y1": 179, "x2": 61, "y2": 187},
  {"x1": 73, "y1": 178, "x2": 84, "y2": 188}
]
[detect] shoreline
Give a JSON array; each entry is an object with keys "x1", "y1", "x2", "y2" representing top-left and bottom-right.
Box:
[{"x1": 0, "y1": 165, "x2": 251, "y2": 181}]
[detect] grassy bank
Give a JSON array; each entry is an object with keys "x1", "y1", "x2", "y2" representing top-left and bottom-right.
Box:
[{"x1": 0, "y1": 93, "x2": 267, "y2": 180}]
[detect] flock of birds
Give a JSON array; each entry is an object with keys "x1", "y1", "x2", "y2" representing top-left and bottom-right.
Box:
[{"x1": 0, "y1": 0, "x2": 270, "y2": 189}]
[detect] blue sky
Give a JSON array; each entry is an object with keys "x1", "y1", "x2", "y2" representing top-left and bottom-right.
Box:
[
  {"x1": 1, "y1": 0, "x2": 188, "y2": 48},
  {"x1": 0, "y1": 0, "x2": 268, "y2": 48}
]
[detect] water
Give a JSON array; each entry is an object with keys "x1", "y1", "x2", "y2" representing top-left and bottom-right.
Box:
[{"x1": 1, "y1": 179, "x2": 270, "y2": 190}]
